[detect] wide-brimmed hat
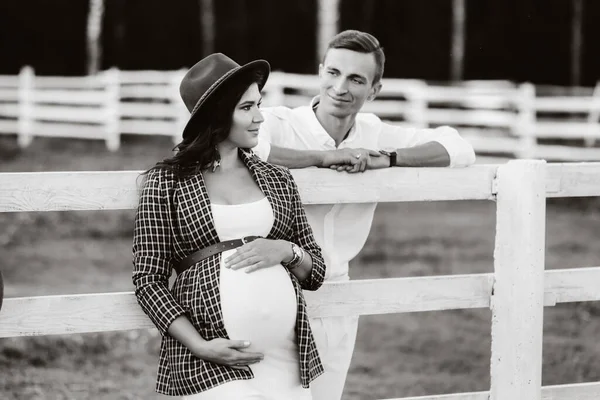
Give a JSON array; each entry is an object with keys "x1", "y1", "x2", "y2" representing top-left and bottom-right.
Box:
[{"x1": 179, "y1": 53, "x2": 270, "y2": 139}]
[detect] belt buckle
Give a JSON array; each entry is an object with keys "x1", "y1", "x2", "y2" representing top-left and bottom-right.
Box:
[{"x1": 241, "y1": 236, "x2": 257, "y2": 245}]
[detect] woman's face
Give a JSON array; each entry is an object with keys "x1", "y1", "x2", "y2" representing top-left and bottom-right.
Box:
[{"x1": 224, "y1": 82, "x2": 264, "y2": 149}]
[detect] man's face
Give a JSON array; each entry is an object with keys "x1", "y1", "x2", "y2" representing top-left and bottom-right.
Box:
[{"x1": 318, "y1": 48, "x2": 382, "y2": 118}]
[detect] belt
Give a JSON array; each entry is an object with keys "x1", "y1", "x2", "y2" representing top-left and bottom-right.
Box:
[{"x1": 175, "y1": 236, "x2": 260, "y2": 275}]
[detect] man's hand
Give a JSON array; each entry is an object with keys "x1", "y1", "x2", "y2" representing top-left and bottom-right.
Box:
[{"x1": 322, "y1": 148, "x2": 381, "y2": 173}]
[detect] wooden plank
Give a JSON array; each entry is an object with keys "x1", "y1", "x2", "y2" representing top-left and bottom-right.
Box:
[
  {"x1": 34, "y1": 105, "x2": 107, "y2": 123},
  {"x1": 303, "y1": 274, "x2": 494, "y2": 318},
  {"x1": 460, "y1": 135, "x2": 519, "y2": 154},
  {"x1": 0, "y1": 274, "x2": 494, "y2": 338},
  {"x1": 0, "y1": 75, "x2": 19, "y2": 87},
  {"x1": 119, "y1": 85, "x2": 174, "y2": 99},
  {"x1": 426, "y1": 109, "x2": 516, "y2": 127},
  {"x1": 119, "y1": 119, "x2": 177, "y2": 135},
  {"x1": 32, "y1": 122, "x2": 106, "y2": 139},
  {"x1": 534, "y1": 145, "x2": 600, "y2": 163},
  {"x1": 380, "y1": 392, "x2": 488, "y2": 400},
  {"x1": 34, "y1": 90, "x2": 107, "y2": 105},
  {"x1": 541, "y1": 381, "x2": 600, "y2": 400},
  {"x1": 1, "y1": 266, "x2": 597, "y2": 338},
  {"x1": 266, "y1": 72, "x2": 321, "y2": 92},
  {"x1": 0, "y1": 119, "x2": 17, "y2": 133},
  {"x1": 34, "y1": 75, "x2": 103, "y2": 89},
  {"x1": 0, "y1": 103, "x2": 19, "y2": 117},
  {"x1": 0, "y1": 87, "x2": 18, "y2": 101},
  {"x1": 360, "y1": 100, "x2": 413, "y2": 117},
  {"x1": 535, "y1": 96, "x2": 594, "y2": 112},
  {"x1": 546, "y1": 163, "x2": 600, "y2": 197},
  {"x1": 0, "y1": 292, "x2": 154, "y2": 337},
  {"x1": 0, "y1": 164, "x2": 597, "y2": 213},
  {"x1": 545, "y1": 267, "x2": 600, "y2": 304},
  {"x1": 379, "y1": 382, "x2": 600, "y2": 400},
  {"x1": 426, "y1": 86, "x2": 516, "y2": 101},
  {"x1": 0, "y1": 166, "x2": 499, "y2": 212},
  {"x1": 491, "y1": 160, "x2": 546, "y2": 400},
  {"x1": 118, "y1": 70, "x2": 179, "y2": 84},
  {"x1": 0, "y1": 171, "x2": 140, "y2": 212},
  {"x1": 534, "y1": 121, "x2": 600, "y2": 138},
  {"x1": 120, "y1": 102, "x2": 177, "y2": 118}
]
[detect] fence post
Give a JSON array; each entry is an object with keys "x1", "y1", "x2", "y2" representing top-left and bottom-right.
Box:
[
  {"x1": 406, "y1": 81, "x2": 428, "y2": 129},
  {"x1": 17, "y1": 66, "x2": 34, "y2": 148},
  {"x1": 103, "y1": 67, "x2": 120, "y2": 151},
  {"x1": 584, "y1": 81, "x2": 600, "y2": 147},
  {"x1": 170, "y1": 68, "x2": 188, "y2": 144},
  {"x1": 490, "y1": 159, "x2": 546, "y2": 400},
  {"x1": 262, "y1": 71, "x2": 286, "y2": 107},
  {"x1": 514, "y1": 83, "x2": 536, "y2": 159}
]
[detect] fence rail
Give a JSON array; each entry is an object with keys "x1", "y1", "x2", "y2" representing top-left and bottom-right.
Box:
[
  {"x1": 1, "y1": 67, "x2": 600, "y2": 160},
  {"x1": 1, "y1": 161, "x2": 600, "y2": 399}
]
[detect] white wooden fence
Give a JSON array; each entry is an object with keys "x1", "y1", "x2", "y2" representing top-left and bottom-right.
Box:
[
  {"x1": 1, "y1": 161, "x2": 600, "y2": 399},
  {"x1": 0, "y1": 67, "x2": 188, "y2": 151},
  {"x1": 1, "y1": 67, "x2": 600, "y2": 161}
]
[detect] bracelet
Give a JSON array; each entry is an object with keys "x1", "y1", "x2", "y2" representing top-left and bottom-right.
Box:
[
  {"x1": 283, "y1": 243, "x2": 304, "y2": 270},
  {"x1": 288, "y1": 247, "x2": 305, "y2": 270}
]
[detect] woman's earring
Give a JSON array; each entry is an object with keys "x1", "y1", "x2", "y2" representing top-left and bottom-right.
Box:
[
  {"x1": 211, "y1": 149, "x2": 221, "y2": 172},
  {"x1": 211, "y1": 158, "x2": 221, "y2": 172}
]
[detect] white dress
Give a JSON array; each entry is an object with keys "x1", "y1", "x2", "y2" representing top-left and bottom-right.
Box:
[{"x1": 183, "y1": 197, "x2": 312, "y2": 400}]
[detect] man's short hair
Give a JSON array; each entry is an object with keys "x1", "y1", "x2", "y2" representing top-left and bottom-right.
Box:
[{"x1": 324, "y1": 30, "x2": 385, "y2": 84}]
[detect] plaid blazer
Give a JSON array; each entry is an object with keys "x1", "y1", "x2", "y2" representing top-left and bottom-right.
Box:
[{"x1": 132, "y1": 149, "x2": 325, "y2": 396}]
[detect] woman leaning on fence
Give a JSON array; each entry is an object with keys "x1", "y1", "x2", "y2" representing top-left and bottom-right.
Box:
[{"x1": 132, "y1": 53, "x2": 326, "y2": 399}]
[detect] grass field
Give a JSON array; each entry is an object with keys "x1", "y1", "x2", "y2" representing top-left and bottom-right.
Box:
[{"x1": 1, "y1": 135, "x2": 600, "y2": 400}]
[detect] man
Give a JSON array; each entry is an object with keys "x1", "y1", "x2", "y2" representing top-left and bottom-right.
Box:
[{"x1": 252, "y1": 30, "x2": 476, "y2": 400}]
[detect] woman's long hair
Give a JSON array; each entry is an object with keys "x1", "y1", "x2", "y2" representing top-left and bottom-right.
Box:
[{"x1": 143, "y1": 69, "x2": 264, "y2": 179}]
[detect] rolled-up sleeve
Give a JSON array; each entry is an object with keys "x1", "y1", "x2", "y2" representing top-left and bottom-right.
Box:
[
  {"x1": 132, "y1": 169, "x2": 186, "y2": 335},
  {"x1": 380, "y1": 124, "x2": 476, "y2": 167},
  {"x1": 284, "y1": 170, "x2": 326, "y2": 291}
]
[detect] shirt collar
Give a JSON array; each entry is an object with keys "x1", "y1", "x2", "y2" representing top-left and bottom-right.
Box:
[{"x1": 308, "y1": 96, "x2": 358, "y2": 147}]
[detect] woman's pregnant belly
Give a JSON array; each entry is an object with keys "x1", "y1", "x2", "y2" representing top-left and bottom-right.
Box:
[{"x1": 219, "y1": 249, "x2": 298, "y2": 354}]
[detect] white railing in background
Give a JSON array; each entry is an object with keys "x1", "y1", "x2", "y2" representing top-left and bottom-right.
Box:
[
  {"x1": 0, "y1": 67, "x2": 188, "y2": 151},
  {"x1": 1, "y1": 161, "x2": 600, "y2": 400},
  {"x1": 0, "y1": 67, "x2": 599, "y2": 161}
]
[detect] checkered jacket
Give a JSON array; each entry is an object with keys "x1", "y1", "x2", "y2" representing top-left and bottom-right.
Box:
[{"x1": 132, "y1": 149, "x2": 325, "y2": 396}]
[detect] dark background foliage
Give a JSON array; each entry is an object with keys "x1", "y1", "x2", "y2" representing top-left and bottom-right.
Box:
[{"x1": 1, "y1": 0, "x2": 599, "y2": 84}]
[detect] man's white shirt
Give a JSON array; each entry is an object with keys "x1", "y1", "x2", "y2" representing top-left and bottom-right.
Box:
[{"x1": 253, "y1": 97, "x2": 476, "y2": 282}]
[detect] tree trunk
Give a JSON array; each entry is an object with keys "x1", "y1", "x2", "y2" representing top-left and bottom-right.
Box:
[
  {"x1": 200, "y1": 0, "x2": 215, "y2": 56},
  {"x1": 450, "y1": 0, "x2": 466, "y2": 81},
  {"x1": 317, "y1": 0, "x2": 341, "y2": 60},
  {"x1": 570, "y1": 0, "x2": 584, "y2": 87},
  {"x1": 86, "y1": 0, "x2": 105, "y2": 75}
]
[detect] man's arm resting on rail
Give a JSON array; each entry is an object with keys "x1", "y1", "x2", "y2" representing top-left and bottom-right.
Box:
[
  {"x1": 380, "y1": 141, "x2": 451, "y2": 168},
  {"x1": 267, "y1": 145, "x2": 380, "y2": 170}
]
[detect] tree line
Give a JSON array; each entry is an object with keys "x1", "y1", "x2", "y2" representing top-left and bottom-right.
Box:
[{"x1": 1, "y1": 0, "x2": 598, "y2": 85}]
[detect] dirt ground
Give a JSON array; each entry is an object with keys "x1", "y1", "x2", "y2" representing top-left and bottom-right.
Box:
[{"x1": 1, "y1": 136, "x2": 599, "y2": 400}]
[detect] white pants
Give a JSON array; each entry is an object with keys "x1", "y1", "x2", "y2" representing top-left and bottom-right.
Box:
[{"x1": 308, "y1": 315, "x2": 360, "y2": 400}]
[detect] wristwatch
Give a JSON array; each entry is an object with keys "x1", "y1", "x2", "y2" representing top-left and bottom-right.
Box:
[
  {"x1": 378, "y1": 148, "x2": 397, "y2": 167},
  {"x1": 282, "y1": 243, "x2": 304, "y2": 270}
]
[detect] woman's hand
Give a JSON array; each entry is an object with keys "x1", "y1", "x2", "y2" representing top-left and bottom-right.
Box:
[
  {"x1": 195, "y1": 338, "x2": 264, "y2": 369},
  {"x1": 224, "y1": 238, "x2": 291, "y2": 273}
]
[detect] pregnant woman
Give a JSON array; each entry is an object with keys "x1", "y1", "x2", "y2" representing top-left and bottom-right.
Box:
[{"x1": 132, "y1": 53, "x2": 325, "y2": 399}]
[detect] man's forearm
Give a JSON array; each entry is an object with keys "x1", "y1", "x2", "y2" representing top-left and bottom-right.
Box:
[
  {"x1": 395, "y1": 141, "x2": 451, "y2": 167},
  {"x1": 267, "y1": 145, "x2": 325, "y2": 168}
]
